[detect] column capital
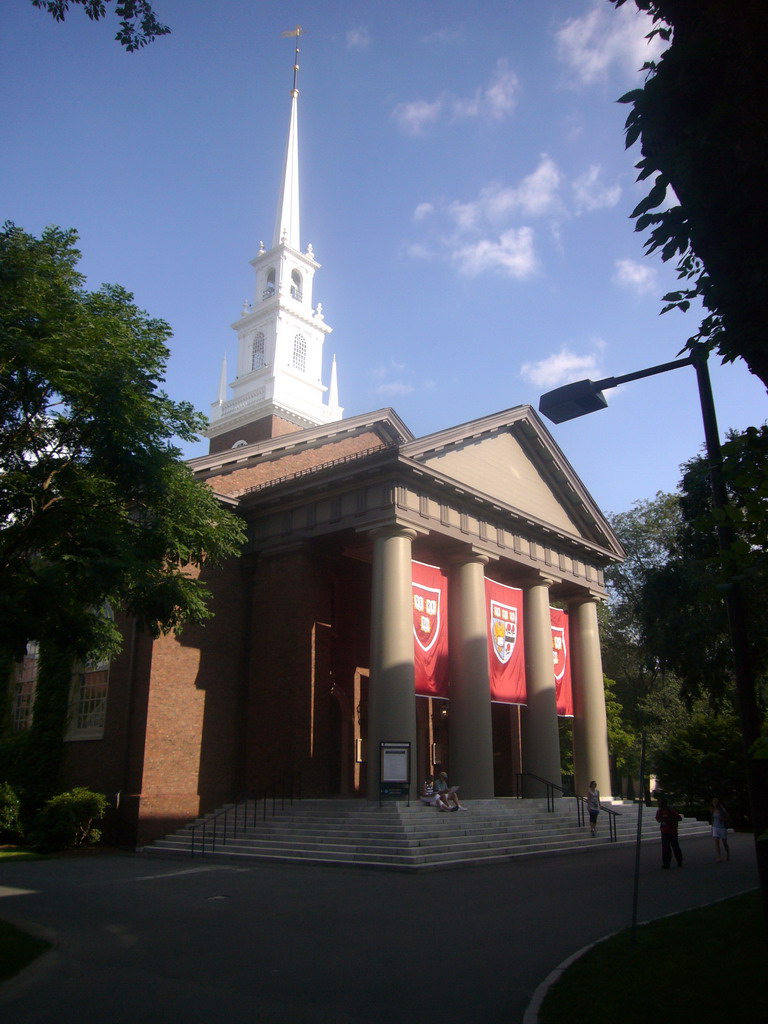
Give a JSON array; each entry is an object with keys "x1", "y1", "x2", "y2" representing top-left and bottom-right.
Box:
[
  {"x1": 368, "y1": 524, "x2": 418, "y2": 544},
  {"x1": 568, "y1": 590, "x2": 606, "y2": 607},
  {"x1": 524, "y1": 572, "x2": 559, "y2": 590},
  {"x1": 448, "y1": 546, "x2": 492, "y2": 569}
]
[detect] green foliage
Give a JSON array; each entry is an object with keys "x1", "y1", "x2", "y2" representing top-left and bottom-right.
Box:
[
  {"x1": 0, "y1": 782, "x2": 22, "y2": 840},
  {"x1": 651, "y1": 712, "x2": 748, "y2": 823},
  {"x1": 30, "y1": 0, "x2": 170, "y2": 50},
  {"x1": 638, "y1": 434, "x2": 768, "y2": 707},
  {"x1": 610, "y1": 1, "x2": 768, "y2": 390},
  {"x1": 603, "y1": 677, "x2": 637, "y2": 782},
  {"x1": 31, "y1": 787, "x2": 108, "y2": 851},
  {"x1": 0, "y1": 224, "x2": 245, "y2": 666}
]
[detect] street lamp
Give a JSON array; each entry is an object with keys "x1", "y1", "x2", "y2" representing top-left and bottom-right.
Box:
[{"x1": 539, "y1": 344, "x2": 768, "y2": 929}]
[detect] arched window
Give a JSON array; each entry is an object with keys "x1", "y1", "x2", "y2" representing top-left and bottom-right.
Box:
[
  {"x1": 293, "y1": 333, "x2": 307, "y2": 373},
  {"x1": 251, "y1": 331, "x2": 265, "y2": 371},
  {"x1": 231, "y1": 439, "x2": 248, "y2": 449},
  {"x1": 10, "y1": 642, "x2": 38, "y2": 732},
  {"x1": 263, "y1": 268, "x2": 276, "y2": 300},
  {"x1": 290, "y1": 269, "x2": 303, "y2": 301}
]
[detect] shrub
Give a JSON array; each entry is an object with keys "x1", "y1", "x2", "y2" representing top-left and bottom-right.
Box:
[
  {"x1": 0, "y1": 782, "x2": 23, "y2": 840},
  {"x1": 32, "y1": 788, "x2": 108, "y2": 852}
]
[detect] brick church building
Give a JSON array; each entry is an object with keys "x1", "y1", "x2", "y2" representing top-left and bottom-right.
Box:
[{"x1": 26, "y1": 52, "x2": 624, "y2": 846}]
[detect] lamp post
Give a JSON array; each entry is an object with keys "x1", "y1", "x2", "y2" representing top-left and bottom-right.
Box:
[{"x1": 539, "y1": 344, "x2": 768, "y2": 929}]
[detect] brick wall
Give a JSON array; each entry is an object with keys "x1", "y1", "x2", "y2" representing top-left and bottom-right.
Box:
[{"x1": 205, "y1": 431, "x2": 387, "y2": 497}]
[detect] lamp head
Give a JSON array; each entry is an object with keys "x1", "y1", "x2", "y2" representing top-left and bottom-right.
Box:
[{"x1": 538, "y1": 379, "x2": 609, "y2": 424}]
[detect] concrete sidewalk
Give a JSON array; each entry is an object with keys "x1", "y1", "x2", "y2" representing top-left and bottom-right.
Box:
[{"x1": 0, "y1": 832, "x2": 759, "y2": 1023}]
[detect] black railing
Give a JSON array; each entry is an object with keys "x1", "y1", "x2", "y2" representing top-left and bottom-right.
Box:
[
  {"x1": 514, "y1": 773, "x2": 622, "y2": 840},
  {"x1": 190, "y1": 772, "x2": 302, "y2": 857},
  {"x1": 576, "y1": 795, "x2": 621, "y2": 842},
  {"x1": 514, "y1": 773, "x2": 565, "y2": 812}
]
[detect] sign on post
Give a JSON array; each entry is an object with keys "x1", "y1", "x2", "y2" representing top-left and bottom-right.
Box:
[{"x1": 379, "y1": 742, "x2": 411, "y2": 804}]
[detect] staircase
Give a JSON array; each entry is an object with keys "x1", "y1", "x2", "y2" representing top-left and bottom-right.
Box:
[{"x1": 141, "y1": 798, "x2": 711, "y2": 872}]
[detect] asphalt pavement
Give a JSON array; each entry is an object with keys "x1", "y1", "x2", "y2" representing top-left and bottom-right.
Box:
[{"x1": 0, "y1": 832, "x2": 759, "y2": 1024}]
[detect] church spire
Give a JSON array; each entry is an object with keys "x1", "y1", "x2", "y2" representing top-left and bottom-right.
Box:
[
  {"x1": 273, "y1": 27, "x2": 303, "y2": 250},
  {"x1": 205, "y1": 27, "x2": 343, "y2": 454}
]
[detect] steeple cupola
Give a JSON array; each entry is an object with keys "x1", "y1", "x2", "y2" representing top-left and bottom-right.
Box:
[{"x1": 207, "y1": 29, "x2": 343, "y2": 453}]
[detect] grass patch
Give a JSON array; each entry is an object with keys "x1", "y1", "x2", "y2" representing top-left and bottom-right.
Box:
[
  {"x1": 0, "y1": 919, "x2": 51, "y2": 983},
  {"x1": 539, "y1": 891, "x2": 765, "y2": 1022},
  {"x1": 0, "y1": 846, "x2": 41, "y2": 862}
]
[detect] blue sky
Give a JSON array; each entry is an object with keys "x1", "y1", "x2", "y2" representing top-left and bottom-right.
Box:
[{"x1": 2, "y1": 0, "x2": 765, "y2": 516}]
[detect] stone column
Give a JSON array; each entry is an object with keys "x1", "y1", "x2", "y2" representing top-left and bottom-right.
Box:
[
  {"x1": 448, "y1": 552, "x2": 495, "y2": 798},
  {"x1": 522, "y1": 576, "x2": 562, "y2": 798},
  {"x1": 366, "y1": 526, "x2": 418, "y2": 799},
  {"x1": 570, "y1": 595, "x2": 612, "y2": 798}
]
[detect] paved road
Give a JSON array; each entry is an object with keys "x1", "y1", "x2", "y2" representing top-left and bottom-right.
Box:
[{"x1": 0, "y1": 833, "x2": 759, "y2": 1023}]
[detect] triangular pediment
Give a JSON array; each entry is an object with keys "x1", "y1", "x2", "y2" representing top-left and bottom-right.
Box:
[{"x1": 402, "y1": 405, "x2": 623, "y2": 557}]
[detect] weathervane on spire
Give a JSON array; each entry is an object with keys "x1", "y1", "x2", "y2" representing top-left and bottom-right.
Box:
[{"x1": 281, "y1": 25, "x2": 303, "y2": 92}]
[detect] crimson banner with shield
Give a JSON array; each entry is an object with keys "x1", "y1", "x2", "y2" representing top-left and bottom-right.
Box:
[
  {"x1": 412, "y1": 560, "x2": 449, "y2": 697},
  {"x1": 485, "y1": 578, "x2": 526, "y2": 704},
  {"x1": 550, "y1": 607, "x2": 573, "y2": 716}
]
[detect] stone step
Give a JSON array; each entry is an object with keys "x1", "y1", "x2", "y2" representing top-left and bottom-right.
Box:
[{"x1": 143, "y1": 798, "x2": 711, "y2": 871}]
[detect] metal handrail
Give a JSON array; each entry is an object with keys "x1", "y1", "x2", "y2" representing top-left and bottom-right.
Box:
[
  {"x1": 514, "y1": 772, "x2": 565, "y2": 812},
  {"x1": 514, "y1": 773, "x2": 622, "y2": 841},
  {"x1": 576, "y1": 794, "x2": 622, "y2": 842},
  {"x1": 190, "y1": 772, "x2": 302, "y2": 857}
]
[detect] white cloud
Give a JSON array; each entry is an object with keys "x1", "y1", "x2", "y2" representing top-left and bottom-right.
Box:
[
  {"x1": 613, "y1": 257, "x2": 657, "y2": 295},
  {"x1": 514, "y1": 156, "x2": 563, "y2": 216},
  {"x1": 392, "y1": 98, "x2": 444, "y2": 136},
  {"x1": 520, "y1": 346, "x2": 604, "y2": 389},
  {"x1": 392, "y1": 60, "x2": 518, "y2": 135},
  {"x1": 446, "y1": 157, "x2": 563, "y2": 230},
  {"x1": 375, "y1": 380, "x2": 415, "y2": 397},
  {"x1": 555, "y1": 0, "x2": 666, "y2": 86},
  {"x1": 405, "y1": 241, "x2": 434, "y2": 261},
  {"x1": 572, "y1": 165, "x2": 622, "y2": 213},
  {"x1": 413, "y1": 202, "x2": 435, "y2": 222},
  {"x1": 453, "y1": 227, "x2": 537, "y2": 279},
  {"x1": 346, "y1": 27, "x2": 371, "y2": 50}
]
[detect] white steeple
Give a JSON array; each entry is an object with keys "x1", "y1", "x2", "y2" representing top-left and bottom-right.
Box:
[{"x1": 207, "y1": 28, "x2": 343, "y2": 452}]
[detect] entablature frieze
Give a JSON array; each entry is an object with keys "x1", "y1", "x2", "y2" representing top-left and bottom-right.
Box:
[{"x1": 242, "y1": 471, "x2": 608, "y2": 595}]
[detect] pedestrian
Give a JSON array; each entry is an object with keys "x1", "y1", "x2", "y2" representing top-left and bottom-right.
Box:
[
  {"x1": 586, "y1": 780, "x2": 600, "y2": 835},
  {"x1": 656, "y1": 796, "x2": 683, "y2": 868},
  {"x1": 711, "y1": 797, "x2": 731, "y2": 863}
]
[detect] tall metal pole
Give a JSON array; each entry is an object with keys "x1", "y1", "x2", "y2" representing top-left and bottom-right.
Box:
[
  {"x1": 631, "y1": 731, "x2": 647, "y2": 946},
  {"x1": 691, "y1": 347, "x2": 768, "y2": 929}
]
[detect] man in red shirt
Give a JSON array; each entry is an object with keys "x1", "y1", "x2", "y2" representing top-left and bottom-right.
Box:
[{"x1": 656, "y1": 797, "x2": 683, "y2": 868}]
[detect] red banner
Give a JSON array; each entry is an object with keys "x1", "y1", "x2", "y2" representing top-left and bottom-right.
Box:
[
  {"x1": 412, "y1": 561, "x2": 449, "y2": 698},
  {"x1": 485, "y1": 579, "x2": 526, "y2": 704},
  {"x1": 550, "y1": 607, "x2": 573, "y2": 717}
]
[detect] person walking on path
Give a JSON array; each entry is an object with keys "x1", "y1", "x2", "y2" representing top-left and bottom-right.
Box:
[
  {"x1": 586, "y1": 780, "x2": 600, "y2": 835},
  {"x1": 656, "y1": 796, "x2": 683, "y2": 868},
  {"x1": 711, "y1": 798, "x2": 731, "y2": 862}
]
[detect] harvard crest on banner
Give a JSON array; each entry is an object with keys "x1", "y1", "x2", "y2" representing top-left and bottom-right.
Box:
[
  {"x1": 484, "y1": 578, "x2": 526, "y2": 704},
  {"x1": 550, "y1": 607, "x2": 573, "y2": 717},
  {"x1": 411, "y1": 561, "x2": 449, "y2": 698}
]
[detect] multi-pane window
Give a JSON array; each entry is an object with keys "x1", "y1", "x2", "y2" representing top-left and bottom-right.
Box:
[
  {"x1": 293, "y1": 333, "x2": 307, "y2": 373},
  {"x1": 66, "y1": 664, "x2": 110, "y2": 740},
  {"x1": 10, "y1": 642, "x2": 38, "y2": 732},
  {"x1": 251, "y1": 331, "x2": 265, "y2": 371}
]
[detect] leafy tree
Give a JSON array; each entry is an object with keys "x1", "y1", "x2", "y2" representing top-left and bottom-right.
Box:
[
  {"x1": 640, "y1": 436, "x2": 768, "y2": 707},
  {"x1": 30, "y1": 0, "x2": 169, "y2": 51},
  {"x1": 601, "y1": 492, "x2": 681, "y2": 726},
  {"x1": 611, "y1": 0, "x2": 768, "y2": 390},
  {"x1": 653, "y1": 712, "x2": 748, "y2": 824},
  {"x1": 0, "y1": 223, "x2": 245, "y2": 666}
]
